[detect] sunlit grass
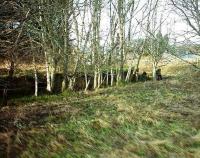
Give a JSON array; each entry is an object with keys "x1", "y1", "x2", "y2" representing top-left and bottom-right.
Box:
[{"x1": 5, "y1": 65, "x2": 200, "y2": 158}]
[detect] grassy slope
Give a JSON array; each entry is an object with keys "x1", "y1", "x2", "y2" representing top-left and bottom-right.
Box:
[{"x1": 13, "y1": 65, "x2": 200, "y2": 158}]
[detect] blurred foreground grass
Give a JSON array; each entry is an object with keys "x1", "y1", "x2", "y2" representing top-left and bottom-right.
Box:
[{"x1": 9, "y1": 65, "x2": 200, "y2": 158}]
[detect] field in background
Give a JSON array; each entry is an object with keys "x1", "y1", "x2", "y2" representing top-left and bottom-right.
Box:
[
  {"x1": 2, "y1": 54, "x2": 199, "y2": 77},
  {"x1": 0, "y1": 63, "x2": 200, "y2": 158}
]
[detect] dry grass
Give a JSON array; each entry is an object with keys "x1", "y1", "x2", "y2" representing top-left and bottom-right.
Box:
[{"x1": 1, "y1": 64, "x2": 200, "y2": 158}]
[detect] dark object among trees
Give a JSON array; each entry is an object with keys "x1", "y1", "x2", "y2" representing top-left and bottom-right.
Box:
[
  {"x1": 156, "y1": 69, "x2": 162, "y2": 81},
  {"x1": 140, "y1": 71, "x2": 148, "y2": 81},
  {"x1": 2, "y1": 87, "x2": 8, "y2": 106}
]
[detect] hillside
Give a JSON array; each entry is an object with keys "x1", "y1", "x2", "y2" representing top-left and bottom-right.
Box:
[{"x1": 0, "y1": 65, "x2": 200, "y2": 158}]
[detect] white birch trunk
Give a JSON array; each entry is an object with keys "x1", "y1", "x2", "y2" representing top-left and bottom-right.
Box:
[
  {"x1": 94, "y1": 69, "x2": 98, "y2": 89},
  {"x1": 45, "y1": 51, "x2": 51, "y2": 92},
  {"x1": 111, "y1": 68, "x2": 114, "y2": 86},
  {"x1": 152, "y1": 62, "x2": 157, "y2": 81},
  {"x1": 106, "y1": 70, "x2": 109, "y2": 86},
  {"x1": 33, "y1": 53, "x2": 38, "y2": 97},
  {"x1": 125, "y1": 66, "x2": 132, "y2": 82},
  {"x1": 62, "y1": 6, "x2": 70, "y2": 92}
]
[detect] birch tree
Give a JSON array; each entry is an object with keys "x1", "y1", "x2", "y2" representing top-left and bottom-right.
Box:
[
  {"x1": 61, "y1": 0, "x2": 72, "y2": 91},
  {"x1": 90, "y1": 0, "x2": 102, "y2": 89}
]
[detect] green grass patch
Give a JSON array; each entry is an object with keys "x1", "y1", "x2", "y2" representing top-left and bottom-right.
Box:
[{"x1": 6, "y1": 66, "x2": 200, "y2": 157}]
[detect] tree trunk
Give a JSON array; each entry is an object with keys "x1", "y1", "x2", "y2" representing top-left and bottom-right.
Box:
[
  {"x1": 39, "y1": 1, "x2": 51, "y2": 92},
  {"x1": 33, "y1": 54, "x2": 38, "y2": 97},
  {"x1": 93, "y1": 68, "x2": 98, "y2": 89},
  {"x1": 136, "y1": 54, "x2": 142, "y2": 71},
  {"x1": 111, "y1": 68, "x2": 114, "y2": 86},
  {"x1": 45, "y1": 51, "x2": 52, "y2": 92},
  {"x1": 62, "y1": 7, "x2": 70, "y2": 92},
  {"x1": 97, "y1": 69, "x2": 101, "y2": 88},
  {"x1": 84, "y1": 72, "x2": 90, "y2": 92},
  {"x1": 125, "y1": 66, "x2": 132, "y2": 82},
  {"x1": 62, "y1": 68, "x2": 68, "y2": 92},
  {"x1": 50, "y1": 67, "x2": 55, "y2": 93},
  {"x1": 106, "y1": 70, "x2": 109, "y2": 86},
  {"x1": 118, "y1": 0, "x2": 125, "y2": 82},
  {"x1": 68, "y1": 77, "x2": 75, "y2": 91},
  {"x1": 152, "y1": 62, "x2": 157, "y2": 81},
  {"x1": 8, "y1": 60, "x2": 14, "y2": 79}
]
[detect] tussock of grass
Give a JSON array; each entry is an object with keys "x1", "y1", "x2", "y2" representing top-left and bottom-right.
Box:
[{"x1": 4, "y1": 65, "x2": 200, "y2": 158}]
